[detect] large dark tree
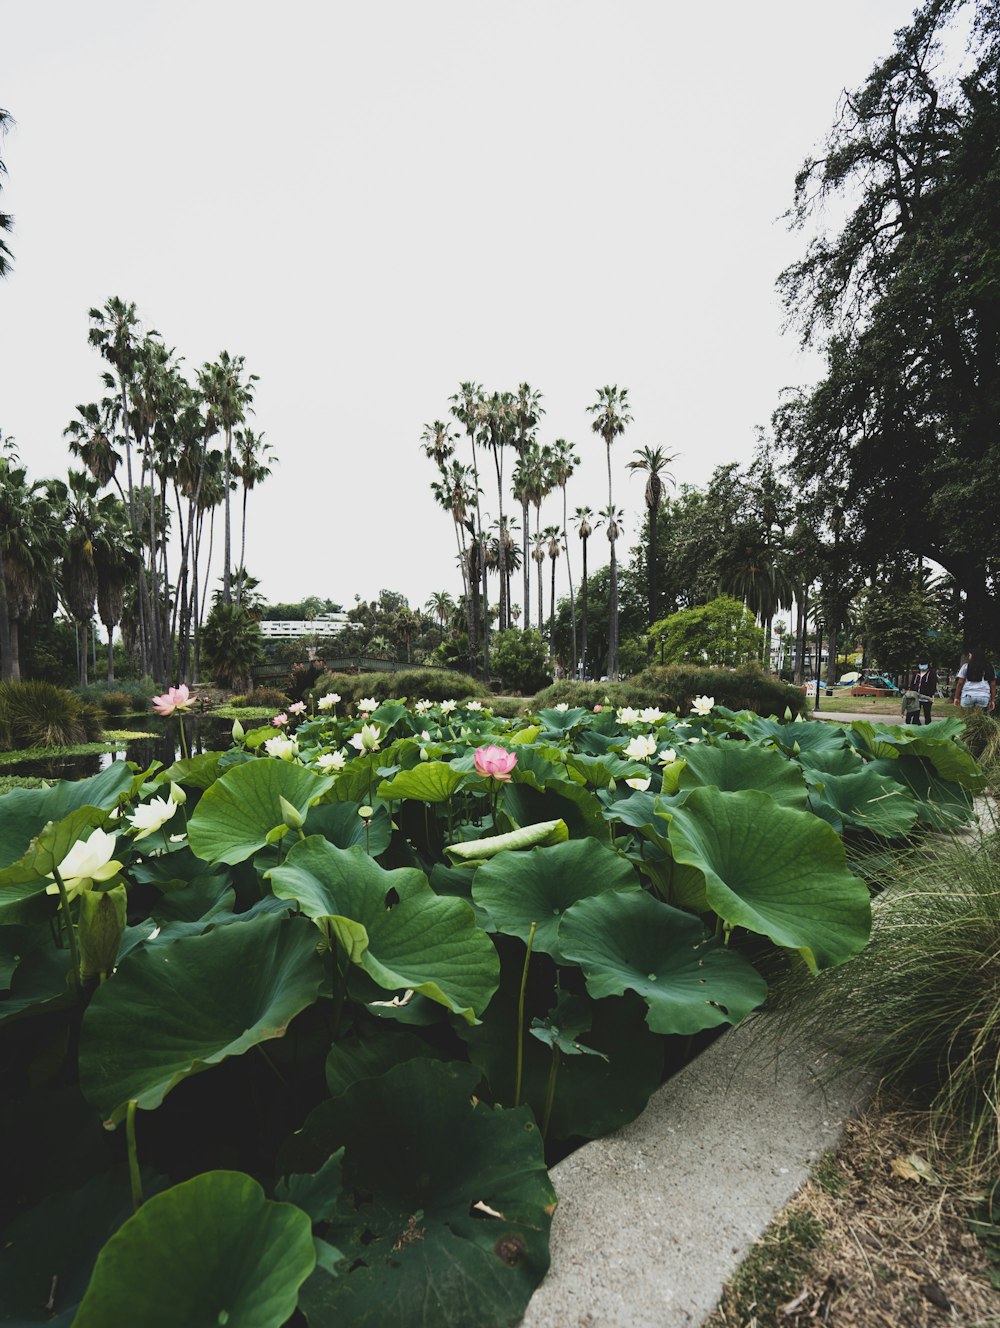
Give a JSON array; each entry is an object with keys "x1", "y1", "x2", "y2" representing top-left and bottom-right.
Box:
[{"x1": 777, "y1": 0, "x2": 1000, "y2": 647}]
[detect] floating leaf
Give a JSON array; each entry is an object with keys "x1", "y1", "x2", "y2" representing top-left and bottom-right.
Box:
[
  {"x1": 445, "y1": 819, "x2": 568, "y2": 863},
  {"x1": 73, "y1": 1171, "x2": 315, "y2": 1328},
  {"x1": 79, "y1": 914, "x2": 325, "y2": 1123},
  {"x1": 559, "y1": 889, "x2": 767, "y2": 1034},
  {"x1": 187, "y1": 759, "x2": 336, "y2": 864}
]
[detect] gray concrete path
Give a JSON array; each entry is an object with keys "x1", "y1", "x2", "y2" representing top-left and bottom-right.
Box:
[{"x1": 521, "y1": 1016, "x2": 869, "y2": 1328}]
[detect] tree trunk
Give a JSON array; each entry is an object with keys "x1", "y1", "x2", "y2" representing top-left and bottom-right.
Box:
[
  {"x1": 107, "y1": 628, "x2": 115, "y2": 685},
  {"x1": 238, "y1": 481, "x2": 248, "y2": 608},
  {"x1": 522, "y1": 495, "x2": 530, "y2": 631},
  {"x1": 79, "y1": 620, "x2": 89, "y2": 688},
  {"x1": 608, "y1": 541, "x2": 619, "y2": 679},
  {"x1": 563, "y1": 487, "x2": 577, "y2": 677},
  {"x1": 581, "y1": 538, "x2": 589, "y2": 679},
  {"x1": 549, "y1": 559, "x2": 557, "y2": 657},
  {"x1": 647, "y1": 502, "x2": 657, "y2": 628},
  {"x1": 8, "y1": 618, "x2": 20, "y2": 682},
  {"x1": 0, "y1": 543, "x2": 12, "y2": 682},
  {"x1": 223, "y1": 427, "x2": 233, "y2": 605}
]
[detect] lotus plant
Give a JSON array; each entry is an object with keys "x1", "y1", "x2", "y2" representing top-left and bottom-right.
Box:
[
  {"x1": 691, "y1": 695, "x2": 715, "y2": 716},
  {"x1": 152, "y1": 683, "x2": 197, "y2": 758},
  {"x1": 317, "y1": 692, "x2": 341, "y2": 711},
  {"x1": 128, "y1": 795, "x2": 179, "y2": 842}
]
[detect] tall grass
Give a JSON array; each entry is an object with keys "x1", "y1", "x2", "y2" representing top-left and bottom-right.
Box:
[
  {"x1": 0, "y1": 681, "x2": 105, "y2": 750},
  {"x1": 769, "y1": 821, "x2": 1000, "y2": 1174}
]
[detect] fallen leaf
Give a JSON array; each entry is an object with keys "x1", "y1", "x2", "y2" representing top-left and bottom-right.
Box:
[{"x1": 890, "y1": 1152, "x2": 942, "y2": 1184}]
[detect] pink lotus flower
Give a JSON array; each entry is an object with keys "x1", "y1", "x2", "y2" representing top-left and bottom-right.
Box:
[
  {"x1": 288, "y1": 701, "x2": 307, "y2": 715},
  {"x1": 151, "y1": 684, "x2": 194, "y2": 717},
  {"x1": 272, "y1": 713, "x2": 289, "y2": 727},
  {"x1": 593, "y1": 704, "x2": 603, "y2": 712},
  {"x1": 473, "y1": 745, "x2": 517, "y2": 781}
]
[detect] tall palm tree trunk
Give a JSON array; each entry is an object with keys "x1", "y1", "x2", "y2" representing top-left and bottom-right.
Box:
[
  {"x1": 562, "y1": 487, "x2": 576, "y2": 675},
  {"x1": 0, "y1": 544, "x2": 12, "y2": 682},
  {"x1": 580, "y1": 538, "x2": 589, "y2": 679},
  {"x1": 223, "y1": 428, "x2": 233, "y2": 605},
  {"x1": 521, "y1": 495, "x2": 530, "y2": 630},
  {"x1": 606, "y1": 444, "x2": 618, "y2": 679}
]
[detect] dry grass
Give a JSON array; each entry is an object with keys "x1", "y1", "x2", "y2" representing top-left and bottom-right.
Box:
[{"x1": 706, "y1": 1095, "x2": 1000, "y2": 1328}]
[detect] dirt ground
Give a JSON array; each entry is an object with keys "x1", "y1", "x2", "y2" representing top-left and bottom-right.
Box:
[{"x1": 706, "y1": 1097, "x2": 1000, "y2": 1328}]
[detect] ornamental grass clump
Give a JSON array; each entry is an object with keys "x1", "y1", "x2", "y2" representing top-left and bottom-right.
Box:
[
  {"x1": 0, "y1": 679, "x2": 103, "y2": 750},
  {"x1": 769, "y1": 825, "x2": 1000, "y2": 1174}
]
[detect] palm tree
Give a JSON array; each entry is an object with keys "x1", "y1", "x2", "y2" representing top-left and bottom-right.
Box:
[
  {"x1": 511, "y1": 383, "x2": 544, "y2": 631},
  {"x1": 449, "y1": 382, "x2": 487, "y2": 667},
  {"x1": 235, "y1": 428, "x2": 274, "y2": 605},
  {"x1": 92, "y1": 496, "x2": 141, "y2": 683},
  {"x1": 425, "y1": 590, "x2": 455, "y2": 633},
  {"x1": 544, "y1": 524, "x2": 562, "y2": 656},
  {"x1": 587, "y1": 386, "x2": 632, "y2": 678},
  {"x1": 549, "y1": 439, "x2": 579, "y2": 667},
  {"x1": 598, "y1": 504, "x2": 624, "y2": 676},
  {"x1": 61, "y1": 472, "x2": 105, "y2": 687},
  {"x1": 531, "y1": 531, "x2": 546, "y2": 633},
  {"x1": 197, "y1": 351, "x2": 258, "y2": 606},
  {"x1": 627, "y1": 445, "x2": 677, "y2": 629},
  {"x1": 0, "y1": 109, "x2": 14, "y2": 278},
  {"x1": 575, "y1": 506, "x2": 594, "y2": 678},
  {"x1": 65, "y1": 400, "x2": 124, "y2": 499},
  {"x1": 420, "y1": 419, "x2": 457, "y2": 471},
  {"x1": 0, "y1": 442, "x2": 64, "y2": 681},
  {"x1": 480, "y1": 391, "x2": 516, "y2": 630},
  {"x1": 430, "y1": 459, "x2": 476, "y2": 610}
]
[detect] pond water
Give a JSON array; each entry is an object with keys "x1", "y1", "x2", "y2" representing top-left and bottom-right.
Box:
[{"x1": 2, "y1": 715, "x2": 249, "y2": 783}]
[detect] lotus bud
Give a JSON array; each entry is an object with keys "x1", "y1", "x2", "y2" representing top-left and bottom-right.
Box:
[
  {"x1": 78, "y1": 884, "x2": 128, "y2": 981},
  {"x1": 169, "y1": 781, "x2": 187, "y2": 806},
  {"x1": 279, "y1": 796, "x2": 305, "y2": 831},
  {"x1": 359, "y1": 805, "x2": 373, "y2": 823},
  {"x1": 232, "y1": 718, "x2": 245, "y2": 742}
]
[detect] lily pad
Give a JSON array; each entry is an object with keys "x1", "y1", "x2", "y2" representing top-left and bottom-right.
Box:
[
  {"x1": 73, "y1": 1171, "x2": 315, "y2": 1328},
  {"x1": 471, "y1": 838, "x2": 639, "y2": 960},
  {"x1": 559, "y1": 889, "x2": 767, "y2": 1034},
  {"x1": 267, "y1": 839, "x2": 499, "y2": 1022},
  {"x1": 283, "y1": 1058, "x2": 556, "y2": 1328},
  {"x1": 79, "y1": 913, "x2": 325, "y2": 1123},
  {"x1": 187, "y1": 758, "x2": 336, "y2": 865},
  {"x1": 666, "y1": 787, "x2": 871, "y2": 970}
]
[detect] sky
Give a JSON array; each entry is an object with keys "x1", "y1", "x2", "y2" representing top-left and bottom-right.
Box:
[{"x1": 1, "y1": 0, "x2": 922, "y2": 614}]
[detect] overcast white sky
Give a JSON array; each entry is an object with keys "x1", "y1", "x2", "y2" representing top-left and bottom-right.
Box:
[{"x1": 2, "y1": 0, "x2": 920, "y2": 613}]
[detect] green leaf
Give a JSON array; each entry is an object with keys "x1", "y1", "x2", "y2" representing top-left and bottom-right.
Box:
[
  {"x1": 275, "y1": 1149, "x2": 345, "y2": 1224},
  {"x1": 472, "y1": 838, "x2": 639, "y2": 960},
  {"x1": 304, "y1": 800, "x2": 392, "y2": 855},
  {"x1": 559, "y1": 889, "x2": 767, "y2": 1034},
  {"x1": 678, "y1": 740, "x2": 809, "y2": 810},
  {"x1": 187, "y1": 759, "x2": 336, "y2": 864},
  {"x1": 156, "y1": 752, "x2": 226, "y2": 790},
  {"x1": 79, "y1": 914, "x2": 325, "y2": 1123},
  {"x1": 666, "y1": 787, "x2": 871, "y2": 970},
  {"x1": 446, "y1": 819, "x2": 568, "y2": 863},
  {"x1": 850, "y1": 721, "x2": 985, "y2": 791},
  {"x1": 806, "y1": 765, "x2": 920, "y2": 837},
  {"x1": 325, "y1": 1030, "x2": 444, "y2": 1097},
  {"x1": 501, "y1": 778, "x2": 607, "y2": 840},
  {"x1": 537, "y1": 706, "x2": 590, "y2": 733},
  {"x1": 73, "y1": 1171, "x2": 316, "y2": 1328},
  {"x1": 268, "y1": 839, "x2": 499, "y2": 1022},
  {"x1": 376, "y1": 762, "x2": 467, "y2": 803},
  {"x1": 282, "y1": 1059, "x2": 556, "y2": 1328},
  {"x1": 0, "y1": 763, "x2": 132, "y2": 871},
  {"x1": 0, "y1": 806, "x2": 115, "y2": 904}
]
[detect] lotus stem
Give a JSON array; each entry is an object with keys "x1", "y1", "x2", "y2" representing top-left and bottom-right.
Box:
[
  {"x1": 541, "y1": 1046, "x2": 559, "y2": 1140},
  {"x1": 126, "y1": 1100, "x2": 143, "y2": 1211},
  {"x1": 514, "y1": 921, "x2": 537, "y2": 1108},
  {"x1": 330, "y1": 940, "x2": 349, "y2": 1038},
  {"x1": 50, "y1": 865, "x2": 82, "y2": 997},
  {"x1": 178, "y1": 716, "x2": 189, "y2": 762}
]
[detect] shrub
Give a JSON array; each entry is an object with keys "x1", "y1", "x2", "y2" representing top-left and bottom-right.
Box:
[
  {"x1": 648, "y1": 596, "x2": 766, "y2": 669},
  {"x1": 533, "y1": 665, "x2": 808, "y2": 718},
  {"x1": 229, "y1": 688, "x2": 290, "y2": 709},
  {"x1": 310, "y1": 668, "x2": 488, "y2": 708},
  {"x1": 76, "y1": 679, "x2": 155, "y2": 712},
  {"x1": 768, "y1": 828, "x2": 1000, "y2": 1174},
  {"x1": 0, "y1": 680, "x2": 104, "y2": 749},
  {"x1": 488, "y1": 628, "x2": 552, "y2": 695},
  {"x1": 961, "y1": 710, "x2": 1000, "y2": 796}
]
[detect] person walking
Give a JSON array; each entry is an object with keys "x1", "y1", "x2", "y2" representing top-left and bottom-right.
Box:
[
  {"x1": 909, "y1": 661, "x2": 938, "y2": 724},
  {"x1": 953, "y1": 648, "x2": 997, "y2": 712}
]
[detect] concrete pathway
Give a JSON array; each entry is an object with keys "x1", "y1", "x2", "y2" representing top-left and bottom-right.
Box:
[{"x1": 521, "y1": 1016, "x2": 869, "y2": 1328}]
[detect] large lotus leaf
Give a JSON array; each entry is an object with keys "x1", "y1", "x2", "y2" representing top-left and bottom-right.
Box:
[
  {"x1": 558, "y1": 889, "x2": 767, "y2": 1034},
  {"x1": 79, "y1": 913, "x2": 325, "y2": 1123},
  {"x1": 794, "y1": 745, "x2": 864, "y2": 777},
  {"x1": 73, "y1": 1171, "x2": 315, "y2": 1328},
  {"x1": 537, "y1": 706, "x2": 590, "y2": 734},
  {"x1": 304, "y1": 800, "x2": 392, "y2": 855},
  {"x1": 806, "y1": 765, "x2": 920, "y2": 837},
  {"x1": 325, "y1": 1030, "x2": 446, "y2": 1097},
  {"x1": 500, "y1": 779, "x2": 606, "y2": 839},
  {"x1": 866, "y1": 756, "x2": 974, "y2": 830},
  {"x1": 187, "y1": 759, "x2": 336, "y2": 864},
  {"x1": 666, "y1": 787, "x2": 871, "y2": 970},
  {"x1": 275, "y1": 1149, "x2": 345, "y2": 1226},
  {"x1": 155, "y1": 751, "x2": 225, "y2": 790},
  {"x1": 267, "y1": 838, "x2": 498, "y2": 1022},
  {"x1": 0, "y1": 1165, "x2": 169, "y2": 1327},
  {"x1": 850, "y1": 721, "x2": 984, "y2": 791},
  {"x1": 678, "y1": 741, "x2": 809, "y2": 810},
  {"x1": 376, "y1": 762, "x2": 467, "y2": 803},
  {"x1": 325, "y1": 752, "x2": 383, "y2": 804},
  {"x1": 471, "y1": 838, "x2": 639, "y2": 960},
  {"x1": 282, "y1": 1059, "x2": 555, "y2": 1328},
  {"x1": 746, "y1": 717, "x2": 850, "y2": 758},
  {"x1": 446, "y1": 820, "x2": 568, "y2": 863},
  {"x1": 0, "y1": 943, "x2": 75, "y2": 1027},
  {"x1": 0, "y1": 763, "x2": 132, "y2": 870},
  {"x1": 0, "y1": 806, "x2": 117, "y2": 906},
  {"x1": 459, "y1": 956, "x2": 664, "y2": 1140}
]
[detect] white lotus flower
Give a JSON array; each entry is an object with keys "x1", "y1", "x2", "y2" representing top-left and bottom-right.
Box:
[
  {"x1": 318, "y1": 692, "x2": 341, "y2": 711},
  {"x1": 616, "y1": 706, "x2": 640, "y2": 725},
  {"x1": 47, "y1": 828, "x2": 122, "y2": 900},
  {"x1": 440, "y1": 699, "x2": 457, "y2": 714},
  {"x1": 640, "y1": 707, "x2": 664, "y2": 724},
  {"x1": 555, "y1": 702, "x2": 569, "y2": 713},
  {"x1": 691, "y1": 695, "x2": 715, "y2": 716},
  {"x1": 316, "y1": 751, "x2": 346, "y2": 773},
  {"x1": 466, "y1": 700, "x2": 484, "y2": 712},
  {"x1": 264, "y1": 735, "x2": 299, "y2": 760},
  {"x1": 687, "y1": 736, "x2": 701, "y2": 744},
  {"x1": 358, "y1": 697, "x2": 378, "y2": 712},
  {"x1": 415, "y1": 699, "x2": 433, "y2": 713},
  {"x1": 625, "y1": 776, "x2": 651, "y2": 791},
  {"x1": 658, "y1": 747, "x2": 678, "y2": 766},
  {"x1": 623, "y1": 733, "x2": 657, "y2": 761},
  {"x1": 348, "y1": 722, "x2": 381, "y2": 753},
  {"x1": 129, "y1": 796, "x2": 179, "y2": 842}
]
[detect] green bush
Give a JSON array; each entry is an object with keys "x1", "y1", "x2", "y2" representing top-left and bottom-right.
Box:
[
  {"x1": 76, "y1": 678, "x2": 155, "y2": 712},
  {"x1": 229, "y1": 687, "x2": 290, "y2": 709},
  {"x1": 200, "y1": 604, "x2": 265, "y2": 692},
  {"x1": 488, "y1": 629, "x2": 552, "y2": 695},
  {"x1": 648, "y1": 596, "x2": 766, "y2": 668},
  {"x1": 310, "y1": 668, "x2": 488, "y2": 708},
  {"x1": 0, "y1": 680, "x2": 105, "y2": 750},
  {"x1": 533, "y1": 665, "x2": 807, "y2": 718}
]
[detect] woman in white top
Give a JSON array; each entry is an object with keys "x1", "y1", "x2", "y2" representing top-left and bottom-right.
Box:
[{"x1": 953, "y1": 648, "x2": 996, "y2": 711}]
